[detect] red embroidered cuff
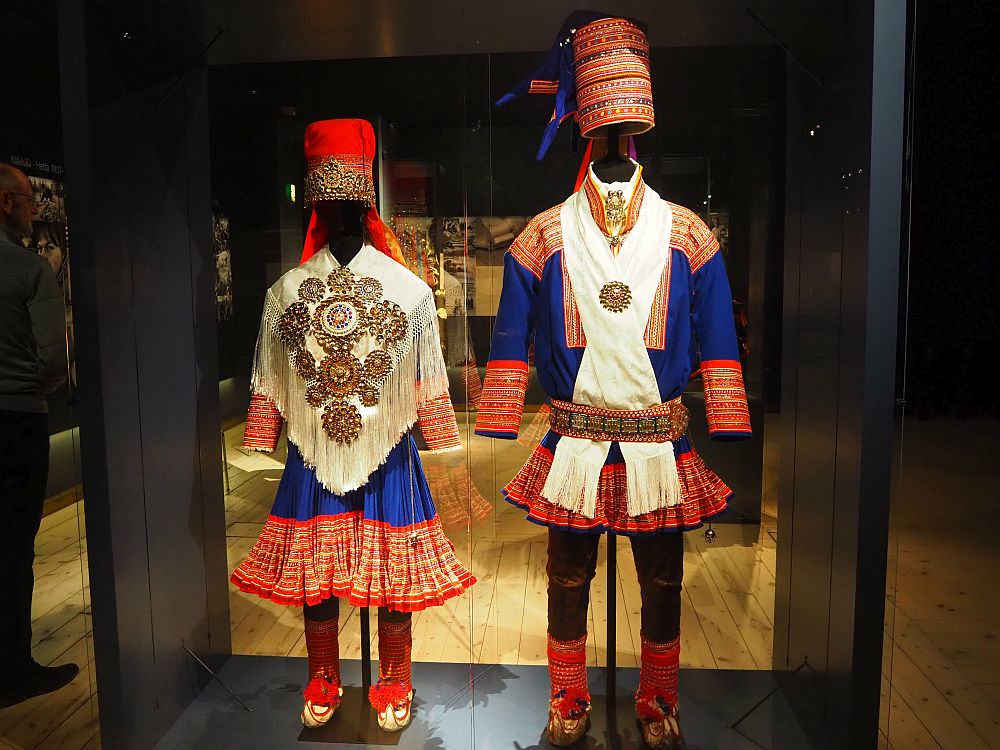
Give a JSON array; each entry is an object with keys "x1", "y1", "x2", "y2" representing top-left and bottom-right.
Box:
[
  {"x1": 701, "y1": 360, "x2": 752, "y2": 438},
  {"x1": 243, "y1": 393, "x2": 283, "y2": 451},
  {"x1": 417, "y1": 390, "x2": 461, "y2": 453},
  {"x1": 475, "y1": 360, "x2": 529, "y2": 439}
]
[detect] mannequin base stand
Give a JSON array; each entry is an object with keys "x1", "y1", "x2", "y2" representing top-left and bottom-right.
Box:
[{"x1": 297, "y1": 685, "x2": 411, "y2": 745}]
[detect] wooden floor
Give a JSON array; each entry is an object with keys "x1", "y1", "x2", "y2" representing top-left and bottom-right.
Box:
[
  {"x1": 878, "y1": 417, "x2": 1000, "y2": 749},
  {"x1": 0, "y1": 501, "x2": 99, "y2": 750},
  {"x1": 4, "y1": 415, "x2": 998, "y2": 749}
]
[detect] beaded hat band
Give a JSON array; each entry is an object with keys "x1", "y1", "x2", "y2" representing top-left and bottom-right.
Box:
[{"x1": 304, "y1": 154, "x2": 376, "y2": 206}]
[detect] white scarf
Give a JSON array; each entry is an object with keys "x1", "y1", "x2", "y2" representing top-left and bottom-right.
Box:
[
  {"x1": 250, "y1": 245, "x2": 449, "y2": 494},
  {"x1": 541, "y1": 173, "x2": 682, "y2": 518}
]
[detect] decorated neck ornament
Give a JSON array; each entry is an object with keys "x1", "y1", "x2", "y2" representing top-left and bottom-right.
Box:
[
  {"x1": 275, "y1": 264, "x2": 408, "y2": 444},
  {"x1": 603, "y1": 189, "x2": 629, "y2": 252}
]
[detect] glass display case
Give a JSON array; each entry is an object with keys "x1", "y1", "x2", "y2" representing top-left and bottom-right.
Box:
[{"x1": 11, "y1": 1, "x2": 911, "y2": 748}]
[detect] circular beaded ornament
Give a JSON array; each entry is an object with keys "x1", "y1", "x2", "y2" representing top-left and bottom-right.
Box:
[
  {"x1": 276, "y1": 302, "x2": 310, "y2": 347},
  {"x1": 368, "y1": 300, "x2": 409, "y2": 346},
  {"x1": 298, "y1": 277, "x2": 327, "y2": 303},
  {"x1": 354, "y1": 276, "x2": 383, "y2": 304},
  {"x1": 293, "y1": 349, "x2": 317, "y2": 380},
  {"x1": 598, "y1": 281, "x2": 632, "y2": 313},
  {"x1": 305, "y1": 381, "x2": 329, "y2": 408},
  {"x1": 326, "y1": 267, "x2": 356, "y2": 294},
  {"x1": 358, "y1": 383, "x2": 380, "y2": 407},
  {"x1": 322, "y1": 402, "x2": 363, "y2": 443},
  {"x1": 318, "y1": 353, "x2": 362, "y2": 397},
  {"x1": 280, "y1": 265, "x2": 410, "y2": 445},
  {"x1": 362, "y1": 349, "x2": 392, "y2": 383}
]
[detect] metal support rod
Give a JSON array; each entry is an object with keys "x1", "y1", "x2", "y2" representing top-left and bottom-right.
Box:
[
  {"x1": 606, "y1": 532, "x2": 617, "y2": 701},
  {"x1": 360, "y1": 606, "x2": 372, "y2": 691},
  {"x1": 182, "y1": 643, "x2": 253, "y2": 712}
]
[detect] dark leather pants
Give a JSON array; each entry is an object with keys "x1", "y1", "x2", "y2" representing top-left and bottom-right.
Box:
[
  {"x1": 0, "y1": 410, "x2": 49, "y2": 680},
  {"x1": 547, "y1": 526, "x2": 683, "y2": 643}
]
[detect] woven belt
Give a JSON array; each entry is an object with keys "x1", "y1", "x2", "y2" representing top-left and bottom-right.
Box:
[{"x1": 548, "y1": 398, "x2": 689, "y2": 443}]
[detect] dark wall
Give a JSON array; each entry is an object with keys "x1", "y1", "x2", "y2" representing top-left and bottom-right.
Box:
[
  {"x1": 58, "y1": 1, "x2": 231, "y2": 748},
  {"x1": 903, "y1": 0, "x2": 1000, "y2": 418},
  {"x1": 773, "y1": 0, "x2": 906, "y2": 746}
]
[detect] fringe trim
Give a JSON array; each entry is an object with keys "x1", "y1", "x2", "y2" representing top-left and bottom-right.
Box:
[
  {"x1": 251, "y1": 289, "x2": 449, "y2": 494},
  {"x1": 623, "y1": 448, "x2": 683, "y2": 516},
  {"x1": 540, "y1": 442, "x2": 604, "y2": 518},
  {"x1": 504, "y1": 441, "x2": 731, "y2": 534}
]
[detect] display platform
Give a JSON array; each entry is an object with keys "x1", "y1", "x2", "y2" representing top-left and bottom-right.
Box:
[{"x1": 152, "y1": 656, "x2": 814, "y2": 749}]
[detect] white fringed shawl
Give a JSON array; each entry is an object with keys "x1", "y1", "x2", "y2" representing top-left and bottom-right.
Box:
[
  {"x1": 250, "y1": 245, "x2": 449, "y2": 494},
  {"x1": 541, "y1": 176, "x2": 682, "y2": 519}
]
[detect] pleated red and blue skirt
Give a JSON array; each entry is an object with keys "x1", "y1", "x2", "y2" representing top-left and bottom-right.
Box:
[{"x1": 231, "y1": 435, "x2": 475, "y2": 611}]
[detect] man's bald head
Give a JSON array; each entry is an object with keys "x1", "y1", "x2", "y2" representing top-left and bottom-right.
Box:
[{"x1": 0, "y1": 163, "x2": 35, "y2": 237}]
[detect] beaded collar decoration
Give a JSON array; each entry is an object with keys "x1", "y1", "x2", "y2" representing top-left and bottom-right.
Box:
[{"x1": 275, "y1": 266, "x2": 408, "y2": 444}]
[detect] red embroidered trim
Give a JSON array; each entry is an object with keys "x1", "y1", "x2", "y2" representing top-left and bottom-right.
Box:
[
  {"x1": 548, "y1": 633, "x2": 590, "y2": 710},
  {"x1": 644, "y1": 255, "x2": 671, "y2": 350},
  {"x1": 701, "y1": 360, "x2": 752, "y2": 436},
  {"x1": 304, "y1": 616, "x2": 341, "y2": 683},
  {"x1": 416, "y1": 389, "x2": 461, "y2": 451},
  {"x1": 462, "y1": 361, "x2": 482, "y2": 407},
  {"x1": 475, "y1": 360, "x2": 529, "y2": 436},
  {"x1": 378, "y1": 618, "x2": 413, "y2": 686},
  {"x1": 667, "y1": 204, "x2": 719, "y2": 274},
  {"x1": 508, "y1": 206, "x2": 563, "y2": 281},
  {"x1": 504, "y1": 443, "x2": 730, "y2": 533},
  {"x1": 636, "y1": 634, "x2": 680, "y2": 714},
  {"x1": 230, "y1": 513, "x2": 475, "y2": 611},
  {"x1": 243, "y1": 393, "x2": 282, "y2": 451},
  {"x1": 561, "y1": 256, "x2": 587, "y2": 348},
  {"x1": 529, "y1": 80, "x2": 559, "y2": 95}
]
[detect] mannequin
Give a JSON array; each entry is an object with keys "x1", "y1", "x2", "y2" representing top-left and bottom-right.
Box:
[
  {"x1": 590, "y1": 124, "x2": 636, "y2": 184},
  {"x1": 314, "y1": 200, "x2": 367, "y2": 266}
]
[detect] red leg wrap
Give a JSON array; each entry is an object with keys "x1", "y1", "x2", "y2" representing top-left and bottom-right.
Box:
[
  {"x1": 547, "y1": 633, "x2": 590, "y2": 718},
  {"x1": 304, "y1": 615, "x2": 341, "y2": 685},
  {"x1": 369, "y1": 614, "x2": 413, "y2": 711},
  {"x1": 635, "y1": 633, "x2": 680, "y2": 719}
]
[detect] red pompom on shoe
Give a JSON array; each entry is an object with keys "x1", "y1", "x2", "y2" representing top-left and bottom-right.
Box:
[
  {"x1": 369, "y1": 679, "x2": 414, "y2": 732},
  {"x1": 304, "y1": 676, "x2": 342, "y2": 706},
  {"x1": 301, "y1": 677, "x2": 343, "y2": 728},
  {"x1": 551, "y1": 686, "x2": 592, "y2": 719}
]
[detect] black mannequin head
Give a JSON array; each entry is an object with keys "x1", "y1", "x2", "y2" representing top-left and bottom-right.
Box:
[{"x1": 313, "y1": 199, "x2": 367, "y2": 235}]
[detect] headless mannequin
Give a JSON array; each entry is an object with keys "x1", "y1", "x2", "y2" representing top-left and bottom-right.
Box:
[
  {"x1": 314, "y1": 199, "x2": 367, "y2": 266},
  {"x1": 589, "y1": 123, "x2": 636, "y2": 184}
]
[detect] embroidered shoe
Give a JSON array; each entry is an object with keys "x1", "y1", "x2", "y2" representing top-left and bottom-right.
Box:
[
  {"x1": 636, "y1": 693, "x2": 683, "y2": 749},
  {"x1": 369, "y1": 680, "x2": 414, "y2": 732},
  {"x1": 546, "y1": 688, "x2": 592, "y2": 747},
  {"x1": 300, "y1": 676, "x2": 343, "y2": 728}
]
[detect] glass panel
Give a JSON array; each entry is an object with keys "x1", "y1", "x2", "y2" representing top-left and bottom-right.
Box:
[
  {"x1": 2, "y1": 5, "x2": 98, "y2": 745},
  {"x1": 881, "y1": 2, "x2": 997, "y2": 747}
]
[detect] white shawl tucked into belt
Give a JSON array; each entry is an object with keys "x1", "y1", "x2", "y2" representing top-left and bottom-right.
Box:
[{"x1": 541, "y1": 181, "x2": 682, "y2": 519}]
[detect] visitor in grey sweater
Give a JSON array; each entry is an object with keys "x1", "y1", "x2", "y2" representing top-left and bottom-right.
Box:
[{"x1": 0, "y1": 162, "x2": 78, "y2": 707}]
